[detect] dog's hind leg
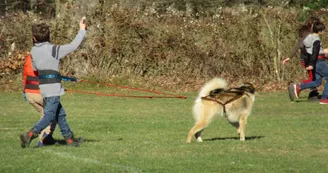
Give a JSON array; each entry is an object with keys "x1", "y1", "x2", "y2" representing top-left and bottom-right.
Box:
[
  {"x1": 186, "y1": 107, "x2": 217, "y2": 143},
  {"x1": 195, "y1": 130, "x2": 204, "y2": 142},
  {"x1": 186, "y1": 121, "x2": 208, "y2": 143}
]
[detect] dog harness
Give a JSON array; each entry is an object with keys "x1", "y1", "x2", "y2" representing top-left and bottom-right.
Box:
[{"x1": 201, "y1": 85, "x2": 254, "y2": 114}]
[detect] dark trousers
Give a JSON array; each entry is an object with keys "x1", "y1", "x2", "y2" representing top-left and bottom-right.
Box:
[{"x1": 33, "y1": 96, "x2": 72, "y2": 137}]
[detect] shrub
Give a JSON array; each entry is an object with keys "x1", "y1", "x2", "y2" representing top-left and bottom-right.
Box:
[{"x1": 1, "y1": 2, "x2": 327, "y2": 91}]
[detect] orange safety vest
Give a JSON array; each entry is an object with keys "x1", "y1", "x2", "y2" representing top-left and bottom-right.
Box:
[{"x1": 23, "y1": 54, "x2": 40, "y2": 94}]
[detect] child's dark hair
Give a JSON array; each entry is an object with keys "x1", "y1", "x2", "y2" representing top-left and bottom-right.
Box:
[
  {"x1": 297, "y1": 25, "x2": 310, "y2": 38},
  {"x1": 312, "y1": 21, "x2": 325, "y2": 33},
  {"x1": 297, "y1": 16, "x2": 320, "y2": 38},
  {"x1": 306, "y1": 16, "x2": 320, "y2": 30},
  {"x1": 32, "y1": 23, "x2": 50, "y2": 43}
]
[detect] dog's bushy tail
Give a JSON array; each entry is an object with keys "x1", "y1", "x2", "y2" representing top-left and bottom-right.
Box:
[
  {"x1": 193, "y1": 77, "x2": 227, "y2": 122},
  {"x1": 198, "y1": 77, "x2": 228, "y2": 98}
]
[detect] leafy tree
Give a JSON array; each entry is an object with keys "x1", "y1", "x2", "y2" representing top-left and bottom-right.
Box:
[{"x1": 305, "y1": 0, "x2": 328, "y2": 9}]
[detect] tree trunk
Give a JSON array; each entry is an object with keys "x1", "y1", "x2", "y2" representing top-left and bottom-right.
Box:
[
  {"x1": 29, "y1": 0, "x2": 36, "y2": 10},
  {"x1": 0, "y1": 0, "x2": 7, "y2": 16}
]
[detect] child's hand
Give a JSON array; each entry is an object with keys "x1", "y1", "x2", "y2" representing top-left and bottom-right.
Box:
[
  {"x1": 306, "y1": 66, "x2": 313, "y2": 70},
  {"x1": 282, "y1": 57, "x2": 290, "y2": 65},
  {"x1": 80, "y1": 17, "x2": 87, "y2": 30},
  {"x1": 324, "y1": 48, "x2": 328, "y2": 54},
  {"x1": 23, "y1": 92, "x2": 27, "y2": 102}
]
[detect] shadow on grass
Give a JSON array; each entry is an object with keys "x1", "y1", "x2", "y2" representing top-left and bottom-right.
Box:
[
  {"x1": 293, "y1": 95, "x2": 321, "y2": 103},
  {"x1": 55, "y1": 139, "x2": 100, "y2": 145},
  {"x1": 204, "y1": 136, "x2": 265, "y2": 141},
  {"x1": 32, "y1": 139, "x2": 100, "y2": 148},
  {"x1": 295, "y1": 100, "x2": 319, "y2": 103}
]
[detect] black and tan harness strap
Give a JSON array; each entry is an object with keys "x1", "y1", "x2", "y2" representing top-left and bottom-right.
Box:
[
  {"x1": 201, "y1": 96, "x2": 228, "y2": 113},
  {"x1": 201, "y1": 96, "x2": 225, "y2": 106},
  {"x1": 224, "y1": 93, "x2": 246, "y2": 105},
  {"x1": 201, "y1": 91, "x2": 250, "y2": 114}
]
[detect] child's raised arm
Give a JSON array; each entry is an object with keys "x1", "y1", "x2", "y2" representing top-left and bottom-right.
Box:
[{"x1": 53, "y1": 17, "x2": 87, "y2": 59}]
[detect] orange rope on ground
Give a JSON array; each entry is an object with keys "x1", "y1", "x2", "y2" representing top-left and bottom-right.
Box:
[{"x1": 65, "y1": 80, "x2": 187, "y2": 99}]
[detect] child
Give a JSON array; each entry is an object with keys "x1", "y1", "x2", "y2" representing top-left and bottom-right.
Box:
[
  {"x1": 288, "y1": 21, "x2": 328, "y2": 104},
  {"x1": 20, "y1": 18, "x2": 87, "y2": 148},
  {"x1": 282, "y1": 16, "x2": 321, "y2": 100},
  {"x1": 23, "y1": 53, "x2": 57, "y2": 147}
]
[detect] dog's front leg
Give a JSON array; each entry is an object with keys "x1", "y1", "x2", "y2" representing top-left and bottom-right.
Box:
[{"x1": 239, "y1": 116, "x2": 247, "y2": 141}]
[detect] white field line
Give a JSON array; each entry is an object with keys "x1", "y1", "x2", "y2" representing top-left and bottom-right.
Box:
[
  {"x1": 44, "y1": 149, "x2": 143, "y2": 173},
  {"x1": 0, "y1": 127, "x2": 22, "y2": 130}
]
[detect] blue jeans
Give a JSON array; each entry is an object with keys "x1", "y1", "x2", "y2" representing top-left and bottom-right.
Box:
[
  {"x1": 33, "y1": 96, "x2": 72, "y2": 137},
  {"x1": 300, "y1": 60, "x2": 328, "y2": 99}
]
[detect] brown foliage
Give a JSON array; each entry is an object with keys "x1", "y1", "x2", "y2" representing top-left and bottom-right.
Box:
[{"x1": 1, "y1": 3, "x2": 326, "y2": 92}]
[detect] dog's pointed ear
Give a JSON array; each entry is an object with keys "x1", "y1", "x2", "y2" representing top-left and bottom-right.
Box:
[
  {"x1": 242, "y1": 82, "x2": 255, "y2": 93},
  {"x1": 243, "y1": 82, "x2": 253, "y2": 87}
]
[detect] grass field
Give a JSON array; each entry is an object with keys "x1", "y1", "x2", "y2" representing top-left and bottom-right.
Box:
[{"x1": 1, "y1": 88, "x2": 328, "y2": 173}]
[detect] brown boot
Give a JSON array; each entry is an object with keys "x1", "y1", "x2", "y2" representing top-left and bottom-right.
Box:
[
  {"x1": 64, "y1": 133, "x2": 84, "y2": 147},
  {"x1": 20, "y1": 129, "x2": 38, "y2": 148}
]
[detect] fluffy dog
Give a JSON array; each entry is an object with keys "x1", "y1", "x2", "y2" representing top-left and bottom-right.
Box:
[{"x1": 186, "y1": 78, "x2": 255, "y2": 143}]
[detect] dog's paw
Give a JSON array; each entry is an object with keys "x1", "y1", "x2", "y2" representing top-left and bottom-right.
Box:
[{"x1": 196, "y1": 137, "x2": 203, "y2": 142}]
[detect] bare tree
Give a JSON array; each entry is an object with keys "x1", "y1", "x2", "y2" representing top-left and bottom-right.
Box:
[
  {"x1": 0, "y1": 0, "x2": 7, "y2": 16},
  {"x1": 29, "y1": 0, "x2": 36, "y2": 10}
]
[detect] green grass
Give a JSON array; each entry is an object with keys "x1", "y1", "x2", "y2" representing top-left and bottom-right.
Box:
[{"x1": 1, "y1": 89, "x2": 328, "y2": 173}]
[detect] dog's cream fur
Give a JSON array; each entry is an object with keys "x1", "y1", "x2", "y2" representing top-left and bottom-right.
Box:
[{"x1": 186, "y1": 78, "x2": 255, "y2": 143}]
